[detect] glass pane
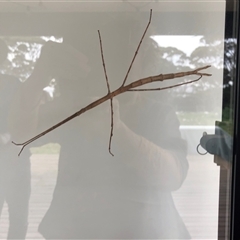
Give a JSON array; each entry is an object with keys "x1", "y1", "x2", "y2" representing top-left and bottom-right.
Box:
[{"x1": 0, "y1": 1, "x2": 235, "y2": 239}]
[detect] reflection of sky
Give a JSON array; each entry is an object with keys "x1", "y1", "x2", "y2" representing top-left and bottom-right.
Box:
[{"x1": 151, "y1": 35, "x2": 205, "y2": 57}]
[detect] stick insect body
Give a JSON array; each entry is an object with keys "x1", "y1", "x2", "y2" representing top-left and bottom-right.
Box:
[{"x1": 12, "y1": 9, "x2": 211, "y2": 156}]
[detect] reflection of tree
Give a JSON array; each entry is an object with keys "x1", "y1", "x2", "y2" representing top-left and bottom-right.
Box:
[
  {"x1": 142, "y1": 42, "x2": 216, "y2": 114},
  {"x1": 191, "y1": 42, "x2": 224, "y2": 69},
  {"x1": 190, "y1": 38, "x2": 236, "y2": 120},
  {"x1": 221, "y1": 38, "x2": 236, "y2": 121},
  {"x1": 0, "y1": 37, "x2": 61, "y2": 82},
  {"x1": 186, "y1": 41, "x2": 223, "y2": 112},
  {"x1": 2, "y1": 34, "x2": 229, "y2": 114},
  {"x1": 0, "y1": 38, "x2": 42, "y2": 81},
  {"x1": 159, "y1": 46, "x2": 190, "y2": 68},
  {"x1": 152, "y1": 38, "x2": 227, "y2": 113},
  {"x1": 141, "y1": 42, "x2": 192, "y2": 104},
  {"x1": 143, "y1": 42, "x2": 190, "y2": 78}
]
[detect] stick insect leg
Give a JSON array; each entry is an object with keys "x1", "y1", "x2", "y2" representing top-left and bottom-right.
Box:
[
  {"x1": 121, "y1": 9, "x2": 152, "y2": 87},
  {"x1": 98, "y1": 30, "x2": 114, "y2": 156}
]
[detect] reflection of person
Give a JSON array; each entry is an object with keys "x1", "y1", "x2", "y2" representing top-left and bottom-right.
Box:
[
  {"x1": 10, "y1": 13, "x2": 190, "y2": 239},
  {"x1": 0, "y1": 39, "x2": 31, "y2": 239}
]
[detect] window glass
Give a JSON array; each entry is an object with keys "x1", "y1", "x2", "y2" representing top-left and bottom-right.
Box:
[{"x1": 0, "y1": 1, "x2": 233, "y2": 239}]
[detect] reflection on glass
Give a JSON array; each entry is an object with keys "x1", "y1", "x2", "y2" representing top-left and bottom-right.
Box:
[{"x1": 0, "y1": 1, "x2": 231, "y2": 239}]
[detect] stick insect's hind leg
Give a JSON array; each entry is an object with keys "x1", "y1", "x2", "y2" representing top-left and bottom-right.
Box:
[{"x1": 98, "y1": 30, "x2": 114, "y2": 156}]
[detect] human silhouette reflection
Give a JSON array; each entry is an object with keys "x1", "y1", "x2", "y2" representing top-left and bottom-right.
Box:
[
  {"x1": 0, "y1": 39, "x2": 31, "y2": 239},
  {"x1": 11, "y1": 13, "x2": 190, "y2": 239}
]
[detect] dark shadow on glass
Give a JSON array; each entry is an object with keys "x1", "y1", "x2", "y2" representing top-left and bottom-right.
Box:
[{"x1": 0, "y1": 39, "x2": 31, "y2": 239}]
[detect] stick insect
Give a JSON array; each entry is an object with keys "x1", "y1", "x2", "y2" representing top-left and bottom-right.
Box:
[{"x1": 12, "y1": 9, "x2": 211, "y2": 156}]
